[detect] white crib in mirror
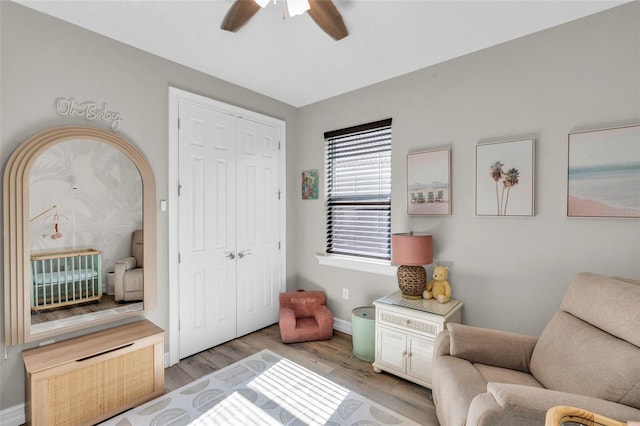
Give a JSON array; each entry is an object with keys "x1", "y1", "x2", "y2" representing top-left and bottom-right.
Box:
[{"x1": 30, "y1": 248, "x2": 102, "y2": 311}]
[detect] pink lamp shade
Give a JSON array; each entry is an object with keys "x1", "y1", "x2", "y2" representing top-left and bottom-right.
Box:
[{"x1": 391, "y1": 233, "x2": 433, "y2": 266}]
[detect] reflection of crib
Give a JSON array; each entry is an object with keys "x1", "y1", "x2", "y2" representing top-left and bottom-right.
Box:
[{"x1": 30, "y1": 248, "x2": 102, "y2": 311}]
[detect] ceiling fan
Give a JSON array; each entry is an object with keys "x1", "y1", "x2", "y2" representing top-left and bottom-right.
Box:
[{"x1": 221, "y1": 0, "x2": 349, "y2": 41}]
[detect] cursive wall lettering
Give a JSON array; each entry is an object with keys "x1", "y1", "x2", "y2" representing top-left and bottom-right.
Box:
[{"x1": 55, "y1": 97, "x2": 124, "y2": 131}]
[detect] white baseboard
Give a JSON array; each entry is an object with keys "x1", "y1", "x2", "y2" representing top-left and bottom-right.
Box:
[
  {"x1": 333, "y1": 317, "x2": 352, "y2": 335},
  {"x1": 0, "y1": 403, "x2": 24, "y2": 426}
]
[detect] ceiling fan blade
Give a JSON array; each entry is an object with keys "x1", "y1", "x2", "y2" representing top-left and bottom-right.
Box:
[
  {"x1": 221, "y1": 0, "x2": 262, "y2": 33},
  {"x1": 308, "y1": 0, "x2": 348, "y2": 41}
]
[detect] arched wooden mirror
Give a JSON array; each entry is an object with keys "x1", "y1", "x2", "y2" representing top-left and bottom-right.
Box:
[{"x1": 4, "y1": 126, "x2": 156, "y2": 345}]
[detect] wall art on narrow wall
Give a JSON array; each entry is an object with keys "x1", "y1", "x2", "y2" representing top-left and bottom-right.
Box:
[
  {"x1": 302, "y1": 169, "x2": 319, "y2": 200},
  {"x1": 567, "y1": 124, "x2": 640, "y2": 218},
  {"x1": 407, "y1": 148, "x2": 451, "y2": 215},
  {"x1": 476, "y1": 137, "x2": 535, "y2": 217}
]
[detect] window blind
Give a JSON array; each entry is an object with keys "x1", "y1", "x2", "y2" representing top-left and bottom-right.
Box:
[{"x1": 325, "y1": 119, "x2": 392, "y2": 260}]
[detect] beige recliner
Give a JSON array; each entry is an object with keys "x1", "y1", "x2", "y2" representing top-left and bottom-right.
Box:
[
  {"x1": 432, "y1": 272, "x2": 640, "y2": 426},
  {"x1": 114, "y1": 230, "x2": 143, "y2": 302}
]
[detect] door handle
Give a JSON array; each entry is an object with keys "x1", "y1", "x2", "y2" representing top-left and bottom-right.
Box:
[
  {"x1": 225, "y1": 252, "x2": 235, "y2": 260},
  {"x1": 237, "y1": 250, "x2": 252, "y2": 259}
]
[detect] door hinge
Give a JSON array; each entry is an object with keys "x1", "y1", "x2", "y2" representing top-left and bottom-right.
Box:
[
  {"x1": 278, "y1": 241, "x2": 281, "y2": 250},
  {"x1": 178, "y1": 253, "x2": 181, "y2": 263},
  {"x1": 178, "y1": 118, "x2": 180, "y2": 130},
  {"x1": 178, "y1": 184, "x2": 182, "y2": 196},
  {"x1": 278, "y1": 141, "x2": 281, "y2": 150},
  {"x1": 277, "y1": 190, "x2": 281, "y2": 200}
]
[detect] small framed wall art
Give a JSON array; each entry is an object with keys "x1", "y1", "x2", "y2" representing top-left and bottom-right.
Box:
[
  {"x1": 301, "y1": 169, "x2": 319, "y2": 200},
  {"x1": 407, "y1": 148, "x2": 451, "y2": 215},
  {"x1": 476, "y1": 137, "x2": 535, "y2": 216},
  {"x1": 567, "y1": 124, "x2": 640, "y2": 218}
]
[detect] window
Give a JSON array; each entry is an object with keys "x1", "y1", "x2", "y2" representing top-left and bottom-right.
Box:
[{"x1": 325, "y1": 119, "x2": 392, "y2": 260}]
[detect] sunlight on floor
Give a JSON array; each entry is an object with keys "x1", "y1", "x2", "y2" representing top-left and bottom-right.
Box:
[
  {"x1": 189, "y1": 391, "x2": 281, "y2": 425},
  {"x1": 189, "y1": 358, "x2": 349, "y2": 425}
]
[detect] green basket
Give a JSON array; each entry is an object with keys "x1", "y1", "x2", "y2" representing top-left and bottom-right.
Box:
[{"x1": 351, "y1": 306, "x2": 375, "y2": 362}]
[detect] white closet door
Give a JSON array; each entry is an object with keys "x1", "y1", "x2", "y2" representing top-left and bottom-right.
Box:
[
  {"x1": 178, "y1": 101, "x2": 237, "y2": 359},
  {"x1": 235, "y1": 118, "x2": 281, "y2": 337},
  {"x1": 177, "y1": 100, "x2": 282, "y2": 359}
]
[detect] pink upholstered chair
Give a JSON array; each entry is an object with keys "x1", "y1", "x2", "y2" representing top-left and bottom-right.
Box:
[{"x1": 278, "y1": 290, "x2": 334, "y2": 343}]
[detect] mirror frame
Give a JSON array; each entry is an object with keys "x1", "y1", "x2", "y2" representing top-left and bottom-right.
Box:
[{"x1": 4, "y1": 126, "x2": 156, "y2": 346}]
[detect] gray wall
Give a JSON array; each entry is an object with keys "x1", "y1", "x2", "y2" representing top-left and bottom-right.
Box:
[
  {"x1": 294, "y1": 2, "x2": 639, "y2": 333},
  {"x1": 0, "y1": 1, "x2": 298, "y2": 411},
  {"x1": 1, "y1": 0, "x2": 639, "y2": 416}
]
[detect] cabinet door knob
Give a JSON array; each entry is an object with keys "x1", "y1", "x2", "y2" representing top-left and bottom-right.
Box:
[
  {"x1": 402, "y1": 351, "x2": 407, "y2": 358},
  {"x1": 405, "y1": 319, "x2": 410, "y2": 326}
]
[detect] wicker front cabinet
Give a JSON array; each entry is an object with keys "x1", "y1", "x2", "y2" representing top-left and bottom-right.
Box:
[
  {"x1": 23, "y1": 320, "x2": 164, "y2": 426},
  {"x1": 372, "y1": 292, "x2": 462, "y2": 388}
]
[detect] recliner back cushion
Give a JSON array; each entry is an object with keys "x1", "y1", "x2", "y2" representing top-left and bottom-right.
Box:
[
  {"x1": 561, "y1": 273, "x2": 640, "y2": 347},
  {"x1": 530, "y1": 311, "x2": 640, "y2": 409},
  {"x1": 131, "y1": 230, "x2": 143, "y2": 267}
]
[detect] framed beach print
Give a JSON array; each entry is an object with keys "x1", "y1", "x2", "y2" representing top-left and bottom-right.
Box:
[
  {"x1": 567, "y1": 124, "x2": 640, "y2": 218},
  {"x1": 476, "y1": 137, "x2": 535, "y2": 216},
  {"x1": 407, "y1": 148, "x2": 451, "y2": 215},
  {"x1": 301, "y1": 169, "x2": 319, "y2": 200}
]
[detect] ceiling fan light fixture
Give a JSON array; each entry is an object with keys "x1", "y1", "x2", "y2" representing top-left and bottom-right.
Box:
[{"x1": 287, "y1": 0, "x2": 311, "y2": 17}]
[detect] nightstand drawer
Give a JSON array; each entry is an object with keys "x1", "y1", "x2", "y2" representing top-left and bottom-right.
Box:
[{"x1": 378, "y1": 310, "x2": 441, "y2": 337}]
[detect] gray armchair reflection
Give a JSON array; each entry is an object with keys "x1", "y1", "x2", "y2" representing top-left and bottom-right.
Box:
[{"x1": 114, "y1": 230, "x2": 143, "y2": 302}]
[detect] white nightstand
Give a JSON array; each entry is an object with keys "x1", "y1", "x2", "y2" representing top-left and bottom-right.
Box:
[{"x1": 372, "y1": 291, "x2": 463, "y2": 388}]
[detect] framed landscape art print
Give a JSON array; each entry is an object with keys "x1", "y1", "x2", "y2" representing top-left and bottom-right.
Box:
[
  {"x1": 476, "y1": 137, "x2": 535, "y2": 217},
  {"x1": 567, "y1": 124, "x2": 640, "y2": 218},
  {"x1": 407, "y1": 148, "x2": 451, "y2": 215}
]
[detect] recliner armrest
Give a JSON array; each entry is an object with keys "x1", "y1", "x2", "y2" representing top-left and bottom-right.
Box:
[
  {"x1": 446, "y1": 323, "x2": 538, "y2": 372},
  {"x1": 467, "y1": 383, "x2": 640, "y2": 425},
  {"x1": 113, "y1": 256, "x2": 138, "y2": 301},
  {"x1": 434, "y1": 328, "x2": 451, "y2": 357},
  {"x1": 115, "y1": 256, "x2": 137, "y2": 271}
]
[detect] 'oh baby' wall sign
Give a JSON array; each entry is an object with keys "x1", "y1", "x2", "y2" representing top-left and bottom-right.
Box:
[{"x1": 55, "y1": 97, "x2": 124, "y2": 131}]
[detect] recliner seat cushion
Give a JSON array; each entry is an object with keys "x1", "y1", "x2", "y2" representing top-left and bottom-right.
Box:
[{"x1": 473, "y1": 364, "x2": 544, "y2": 388}]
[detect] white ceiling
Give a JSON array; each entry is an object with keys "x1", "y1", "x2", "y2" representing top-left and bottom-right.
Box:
[{"x1": 16, "y1": 0, "x2": 628, "y2": 107}]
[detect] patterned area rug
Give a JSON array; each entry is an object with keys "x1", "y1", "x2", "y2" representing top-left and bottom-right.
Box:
[{"x1": 101, "y1": 349, "x2": 420, "y2": 426}]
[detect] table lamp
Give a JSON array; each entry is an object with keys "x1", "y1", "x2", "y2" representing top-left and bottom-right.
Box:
[{"x1": 391, "y1": 232, "x2": 433, "y2": 299}]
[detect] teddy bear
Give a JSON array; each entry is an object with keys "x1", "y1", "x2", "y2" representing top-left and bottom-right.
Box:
[{"x1": 423, "y1": 265, "x2": 451, "y2": 304}]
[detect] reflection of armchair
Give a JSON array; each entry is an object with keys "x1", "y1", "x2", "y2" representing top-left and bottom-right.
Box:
[
  {"x1": 114, "y1": 230, "x2": 143, "y2": 302},
  {"x1": 279, "y1": 290, "x2": 333, "y2": 343}
]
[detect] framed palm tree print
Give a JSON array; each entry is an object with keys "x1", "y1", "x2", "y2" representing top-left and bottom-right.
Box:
[
  {"x1": 476, "y1": 137, "x2": 535, "y2": 216},
  {"x1": 407, "y1": 148, "x2": 451, "y2": 215}
]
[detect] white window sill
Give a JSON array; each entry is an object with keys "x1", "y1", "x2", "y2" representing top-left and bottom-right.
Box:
[{"x1": 316, "y1": 253, "x2": 397, "y2": 276}]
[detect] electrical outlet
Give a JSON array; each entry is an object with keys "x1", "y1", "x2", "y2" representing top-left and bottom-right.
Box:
[{"x1": 342, "y1": 288, "x2": 349, "y2": 300}]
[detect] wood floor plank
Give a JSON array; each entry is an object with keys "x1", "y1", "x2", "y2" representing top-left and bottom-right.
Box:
[{"x1": 165, "y1": 324, "x2": 439, "y2": 425}]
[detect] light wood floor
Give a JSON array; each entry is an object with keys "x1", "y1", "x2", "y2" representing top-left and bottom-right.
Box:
[{"x1": 164, "y1": 324, "x2": 439, "y2": 425}]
